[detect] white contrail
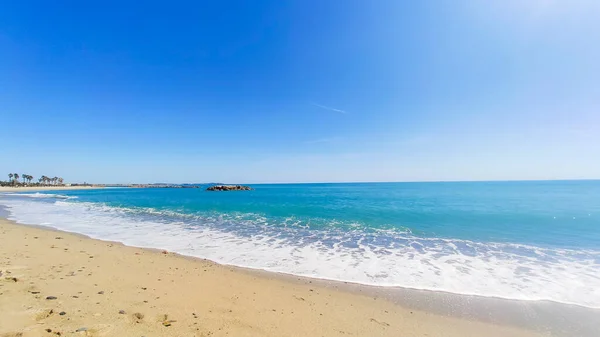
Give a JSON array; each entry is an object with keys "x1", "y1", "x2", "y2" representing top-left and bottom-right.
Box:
[{"x1": 312, "y1": 103, "x2": 347, "y2": 114}]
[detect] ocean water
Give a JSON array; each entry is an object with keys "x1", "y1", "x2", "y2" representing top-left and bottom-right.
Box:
[{"x1": 1, "y1": 181, "x2": 599, "y2": 308}]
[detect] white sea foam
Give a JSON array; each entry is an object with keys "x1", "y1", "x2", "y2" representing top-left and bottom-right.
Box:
[{"x1": 2, "y1": 198, "x2": 599, "y2": 308}]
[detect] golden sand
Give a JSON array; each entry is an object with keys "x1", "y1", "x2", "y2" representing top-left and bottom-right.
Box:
[{"x1": 0, "y1": 218, "x2": 543, "y2": 337}]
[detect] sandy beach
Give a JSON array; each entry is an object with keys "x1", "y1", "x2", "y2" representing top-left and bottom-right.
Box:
[
  {"x1": 0, "y1": 186, "x2": 103, "y2": 193},
  {"x1": 0, "y1": 217, "x2": 548, "y2": 337}
]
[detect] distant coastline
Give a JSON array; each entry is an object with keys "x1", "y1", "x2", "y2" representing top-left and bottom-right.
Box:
[
  {"x1": 0, "y1": 183, "x2": 250, "y2": 192},
  {"x1": 1, "y1": 172, "x2": 224, "y2": 191},
  {"x1": 0, "y1": 185, "x2": 104, "y2": 193}
]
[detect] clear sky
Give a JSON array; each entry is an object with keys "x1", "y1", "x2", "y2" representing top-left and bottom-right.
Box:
[{"x1": 1, "y1": 1, "x2": 599, "y2": 183}]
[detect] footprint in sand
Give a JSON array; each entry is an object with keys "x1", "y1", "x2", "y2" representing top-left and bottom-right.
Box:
[
  {"x1": 132, "y1": 312, "x2": 145, "y2": 323},
  {"x1": 26, "y1": 285, "x2": 40, "y2": 294},
  {"x1": 35, "y1": 308, "x2": 55, "y2": 321}
]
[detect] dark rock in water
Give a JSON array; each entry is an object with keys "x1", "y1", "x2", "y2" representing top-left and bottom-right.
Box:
[
  {"x1": 46, "y1": 296, "x2": 57, "y2": 300},
  {"x1": 206, "y1": 185, "x2": 252, "y2": 191},
  {"x1": 59, "y1": 311, "x2": 66, "y2": 315}
]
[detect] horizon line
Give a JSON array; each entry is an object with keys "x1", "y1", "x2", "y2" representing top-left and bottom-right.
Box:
[{"x1": 83, "y1": 178, "x2": 600, "y2": 185}]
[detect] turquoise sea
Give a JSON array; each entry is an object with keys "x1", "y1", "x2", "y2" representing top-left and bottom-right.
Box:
[{"x1": 1, "y1": 181, "x2": 599, "y2": 308}]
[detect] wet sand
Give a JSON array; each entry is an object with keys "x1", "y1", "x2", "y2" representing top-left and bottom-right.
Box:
[{"x1": 0, "y1": 217, "x2": 586, "y2": 337}]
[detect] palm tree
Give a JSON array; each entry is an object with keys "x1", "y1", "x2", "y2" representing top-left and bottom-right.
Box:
[
  {"x1": 58, "y1": 177, "x2": 64, "y2": 185},
  {"x1": 53, "y1": 177, "x2": 58, "y2": 185},
  {"x1": 22, "y1": 174, "x2": 27, "y2": 184},
  {"x1": 8, "y1": 173, "x2": 13, "y2": 182},
  {"x1": 14, "y1": 173, "x2": 19, "y2": 185}
]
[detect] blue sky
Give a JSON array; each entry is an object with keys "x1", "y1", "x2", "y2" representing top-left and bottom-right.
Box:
[{"x1": 1, "y1": 1, "x2": 599, "y2": 183}]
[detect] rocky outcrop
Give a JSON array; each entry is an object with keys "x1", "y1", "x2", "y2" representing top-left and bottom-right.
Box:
[{"x1": 206, "y1": 185, "x2": 253, "y2": 191}]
